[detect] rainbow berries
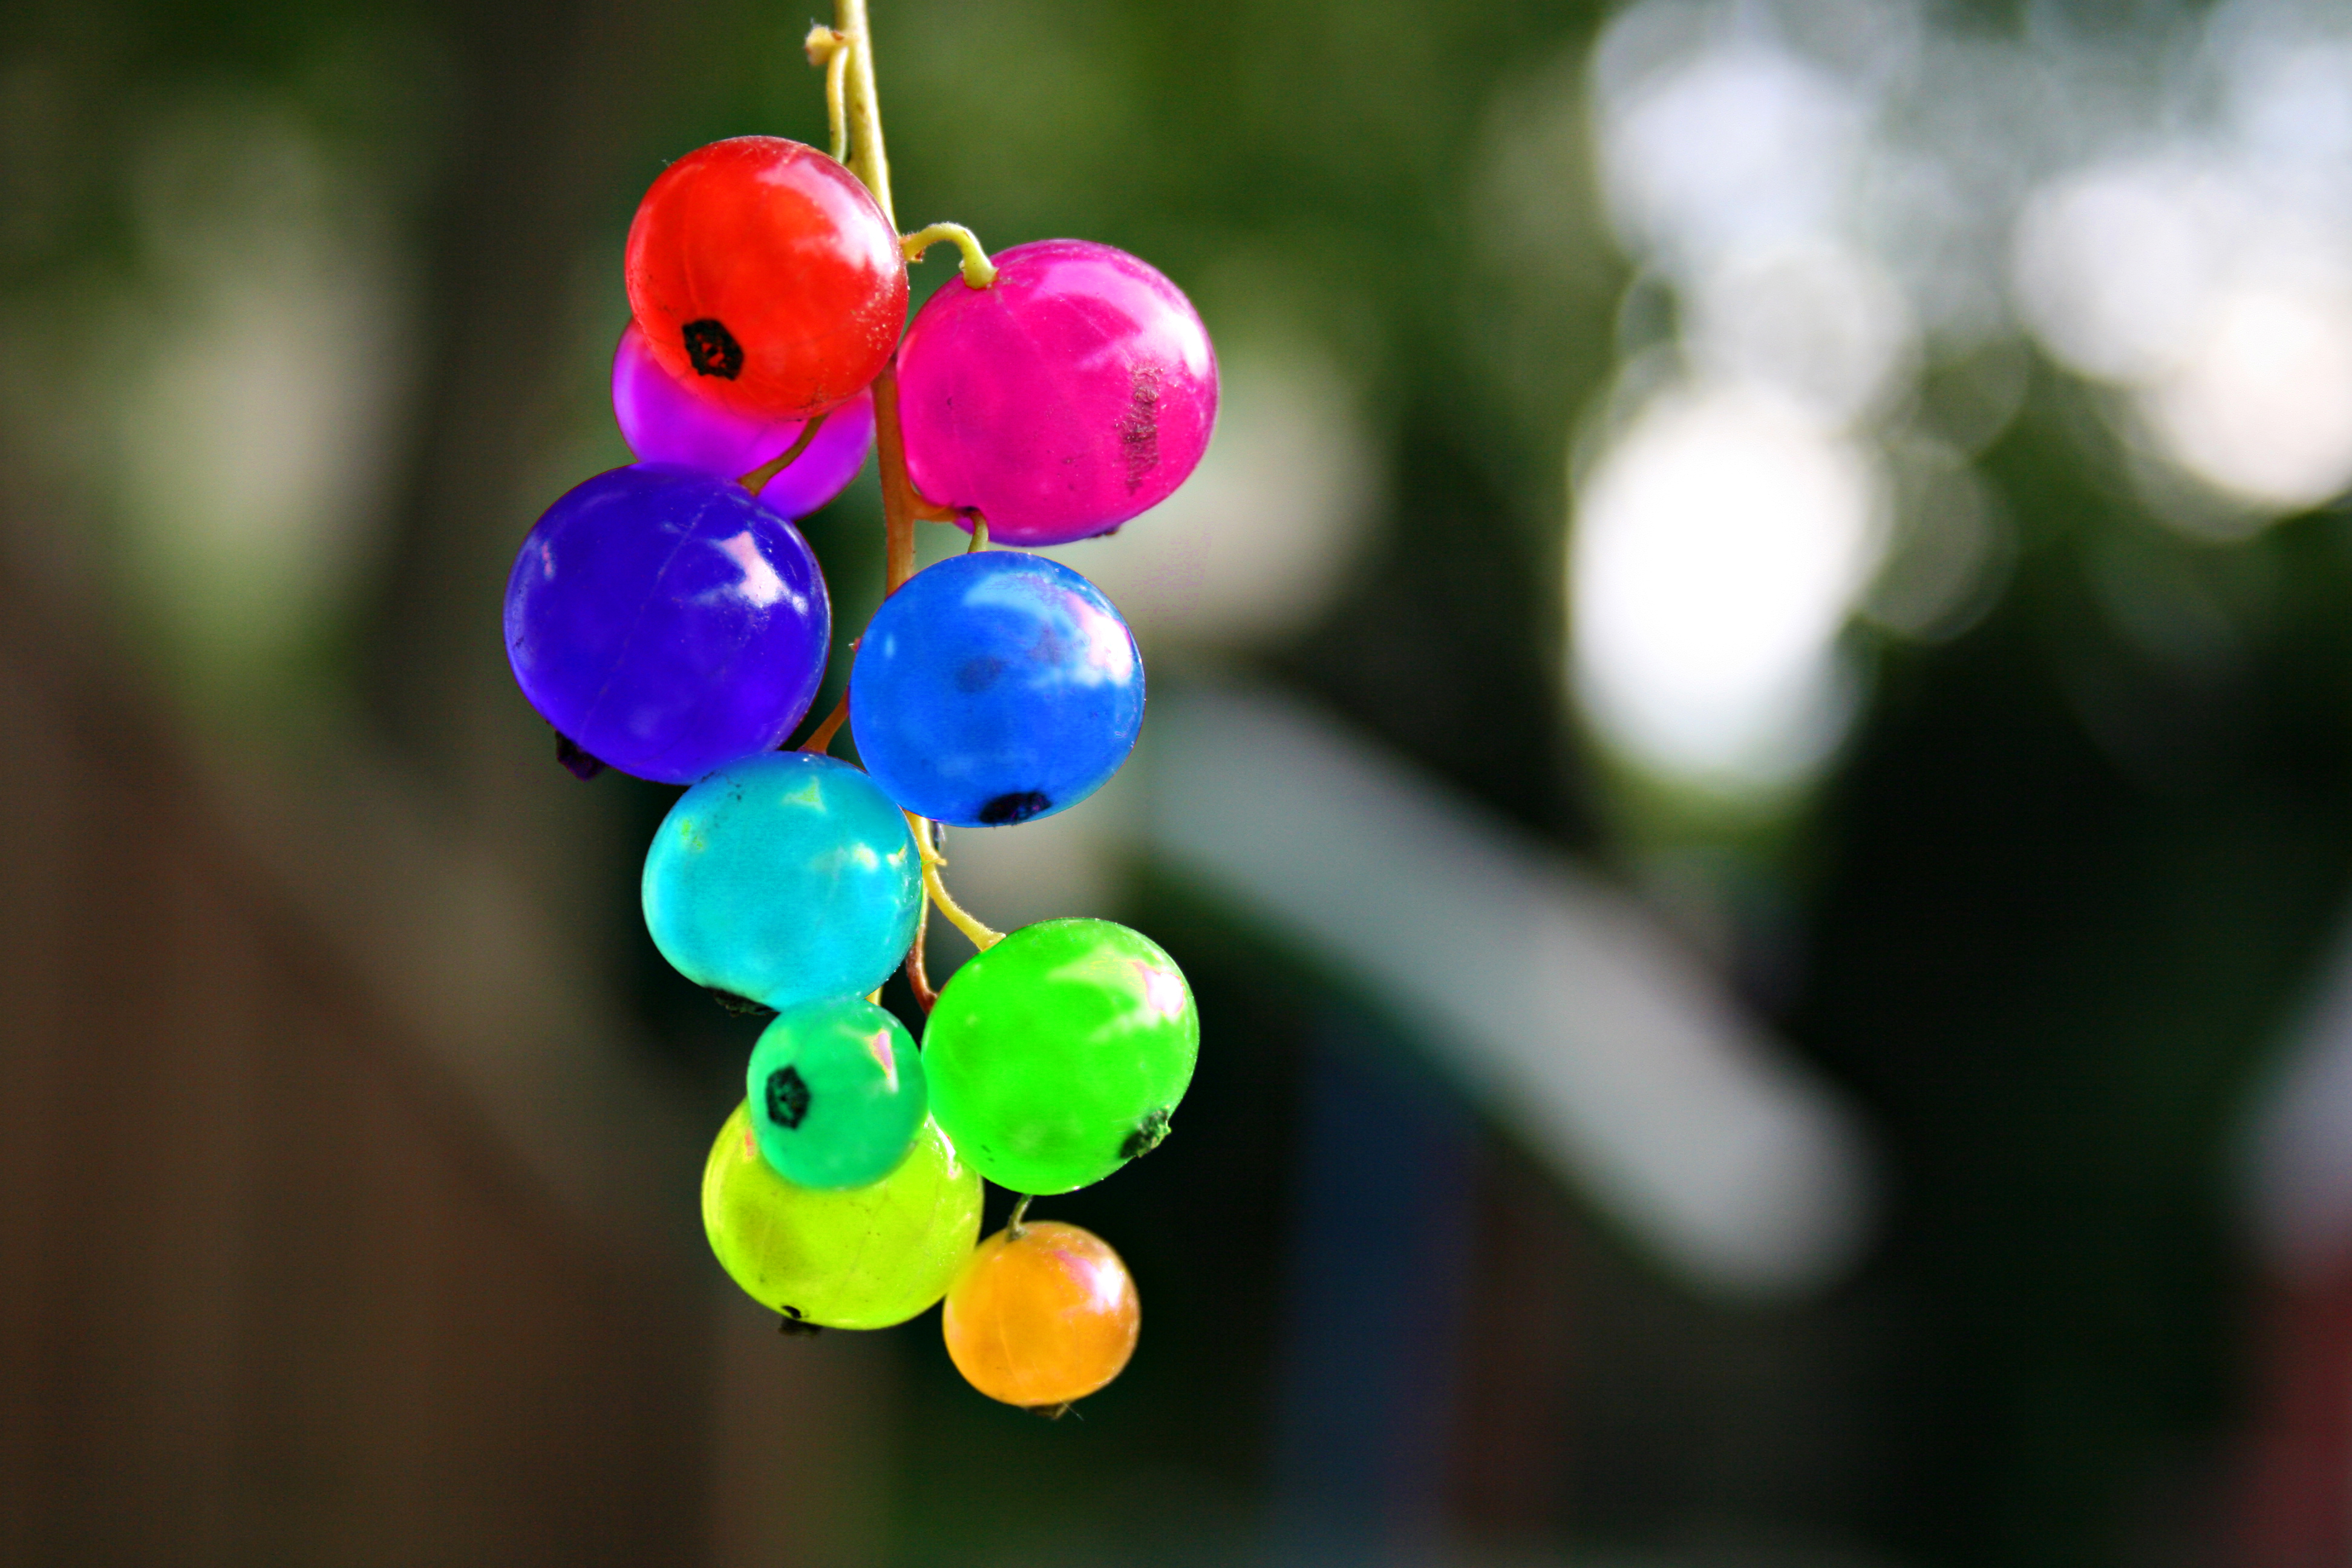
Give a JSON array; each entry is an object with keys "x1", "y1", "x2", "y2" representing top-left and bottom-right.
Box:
[
  {"x1": 851, "y1": 552, "x2": 1145, "y2": 827},
  {"x1": 944, "y1": 1220, "x2": 1140, "y2": 1407},
  {"x1": 503, "y1": 465, "x2": 829, "y2": 783},
  {"x1": 625, "y1": 136, "x2": 907, "y2": 420},
  {"x1": 504, "y1": 28, "x2": 1219, "y2": 1410},
  {"x1": 897, "y1": 239, "x2": 1218, "y2": 545},
  {"x1": 642, "y1": 751, "x2": 921, "y2": 1012},
  {"x1": 924, "y1": 920, "x2": 1198, "y2": 1195}
]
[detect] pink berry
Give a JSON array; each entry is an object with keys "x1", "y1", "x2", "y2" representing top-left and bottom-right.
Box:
[{"x1": 895, "y1": 240, "x2": 1217, "y2": 546}]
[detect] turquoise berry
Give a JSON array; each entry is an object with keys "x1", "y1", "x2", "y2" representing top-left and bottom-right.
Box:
[
  {"x1": 747, "y1": 998, "x2": 927, "y2": 1189},
  {"x1": 923, "y1": 918, "x2": 1198, "y2": 1195},
  {"x1": 643, "y1": 751, "x2": 921, "y2": 1011}
]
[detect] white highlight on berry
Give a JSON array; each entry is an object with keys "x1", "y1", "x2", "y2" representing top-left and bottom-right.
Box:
[{"x1": 713, "y1": 531, "x2": 793, "y2": 609}]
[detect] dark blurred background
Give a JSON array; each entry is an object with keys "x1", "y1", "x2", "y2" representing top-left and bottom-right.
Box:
[{"x1": 11, "y1": 0, "x2": 2352, "y2": 1563}]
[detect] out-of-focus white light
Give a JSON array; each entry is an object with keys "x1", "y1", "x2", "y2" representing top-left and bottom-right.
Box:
[
  {"x1": 1685, "y1": 240, "x2": 1916, "y2": 425},
  {"x1": 1596, "y1": 41, "x2": 1864, "y2": 273},
  {"x1": 109, "y1": 99, "x2": 408, "y2": 667},
  {"x1": 2140, "y1": 282, "x2": 2352, "y2": 510},
  {"x1": 1572, "y1": 382, "x2": 1884, "y2": 788},
  {"x1": 2012, "y1": 160, "x2": 2231, "y2": 385}
]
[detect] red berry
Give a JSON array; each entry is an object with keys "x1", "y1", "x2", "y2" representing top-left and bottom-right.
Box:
[{"x1": 625, "y1": 137, "x2": 907, "y2": 422}]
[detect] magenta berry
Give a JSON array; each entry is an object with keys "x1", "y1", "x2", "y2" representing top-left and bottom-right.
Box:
[{"x1": 895, "y1": 239, "x2": 1218, "y2": 546}]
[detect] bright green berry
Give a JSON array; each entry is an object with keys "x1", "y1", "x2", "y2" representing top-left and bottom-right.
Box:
[
  {"x1": 747, "y1": 997, "x2": 927, "y2": 1189},
  {"x1": 702, "y1": 1102, "x2": 981, "y2": 1329},
  {"x1": 922, "y1": 918, "x2": 1198, "y2": 1195}
]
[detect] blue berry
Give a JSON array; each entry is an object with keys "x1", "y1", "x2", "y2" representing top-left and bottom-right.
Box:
[
  {"x1": 504, "y1": 464, "x2": 830, "y2": 784},
  {"x1": 849, "y1": 552, "x2": 1143, "y2": 827},
  {"x1": 642, "y1": 751, "x2": 921, "y2": 1010}
]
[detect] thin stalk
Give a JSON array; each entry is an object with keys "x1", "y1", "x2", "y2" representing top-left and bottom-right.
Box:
[
  {"x1": 827, "y1": 1, "x2": 1004, "y2": 961},
  {"x1": 796, "y1": 688, "x2": 849, "y2": 754},
  {"x1": 901, "y1": 221, "x2": 999, "y2": 289},
  {"x1": 737, "y1": 411, "x2": 827, "y2": 493}
]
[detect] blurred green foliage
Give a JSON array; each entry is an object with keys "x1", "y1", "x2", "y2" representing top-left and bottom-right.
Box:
[{"x1": 11, "y1": 1, "x2": 2352, "y2": 1565}]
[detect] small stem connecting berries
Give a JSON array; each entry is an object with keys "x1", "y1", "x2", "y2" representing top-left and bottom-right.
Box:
[
  {"x1": 796, "y1": 688, "x2": 850, "y2": 754},
  {"x1": 817, "y1": 0, "x2": 1011, "y2": 967},
  {"x1": 829, "y1": 0, "x2": 896, "y2": 230},
  {"x1": 908, "y1": 810, "x2": 1004, "y2": 949},
  {"x1": 901, "y1": 223, "x2": 999, "y2": 289},
  {"x1": 801, "y1": 26, "x2": 852, "y2": 163},
  {"x1": 905, "y1": 891, "x2": 938, "y2": 1011},
  {"x1": 738, "y1": 411, "x2": 828, "y2": 494}
]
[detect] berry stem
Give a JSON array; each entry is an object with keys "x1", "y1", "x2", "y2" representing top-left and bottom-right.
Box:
[
  {"x1": 800, "y1": 26, "x2": 851, "y2": 163},
  {"x1": 831, "y1": 0, "x2": 896, "y2": 231},
  {"x1": 900, "y1": 223, "x2": 999, "y2": 289},
  {"x1": 904, "y1": 887, "x2": 938, "y2": 1011},
  {"x1": 795, "y1": 688, "x2": 850, "y2": 754},
  {"x1": 820, "y1": 0, "x2": 1011, "y2": 964},
  {"x1": 1007, "y1": 1194, "x2": 1033, "y2": 1238},
  {"x1": 909, "y1": 810, "x2": 1004, "y2": 950},
  {"x1": 737, "y1": 411, "x2": 828, "y2": 494}
]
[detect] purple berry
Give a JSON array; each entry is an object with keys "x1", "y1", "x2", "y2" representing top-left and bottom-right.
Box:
[
  {"x1": 613, "y1": 322, "x2": 875, "y2": 515},
  {"x1": 754, "y1": 391, "x2": 875, "y2": 520},
  {"x1": 504, "y1": 464, "x2": 831, "y2": 784}
]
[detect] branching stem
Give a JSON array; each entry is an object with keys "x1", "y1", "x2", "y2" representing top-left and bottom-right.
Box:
[
  {"x1": 801, "y1": 26, "x2": 851, "y2": 162},
  {"x1": 738, "y1": 411, "x2": 828, "y2": 494},
  {"x1": 905, "y1": 891, "x2": 937, "y2": 1011},
  {"x1": 901, "y1": 222, "x2": 999, "y2": 289},
  {"x1": 796, "y1": 688, "x2": 849, "y2": 754},
  {"x1": 820, "y1": 2, "x2": 1011, "y2": 959},
  {"x1": 908, "y1": 811, "x2": 1003, "y2": 949}
]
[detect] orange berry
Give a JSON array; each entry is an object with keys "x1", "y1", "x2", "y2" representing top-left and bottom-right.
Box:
[{"x1": 942, "y1": 1219, "x2": 1140, "y2": 1408}]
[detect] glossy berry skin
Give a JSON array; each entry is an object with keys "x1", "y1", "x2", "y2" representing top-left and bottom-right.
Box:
[
  {"x1": 505, "y1": 465, "x2": 829, "y2": 784},
  {"x1": 626, "y1": 137, "x2": 907, "y2": 422},
  {"x1": 746, "y1": 998, "x2": 926, "y2": 1190},
  {"x1": 643, "y1": 752, "x2": 921, "y2": 1011},
  {"x1": 923, "y1": 919, "x2": 1197, "y2": 1194},
  {"x1": 755, "y1": 391, "x2": 874, "y2": 520},
  {"x1": 944, "y1": 1221, "x2": 1138, "y2": 1407},
  {"x1": 850, "y1": 552, "x2": 1143, "y2": 828},
  {"x1": 612, "y1": 322, "x2": 875, "y2": 514},
  {"x1": 704, "y1": 1102, "x2": 981, "y2": 1329},
  {"x1": 896, "y1": 239, "x2": 1217, "y2": 545}
]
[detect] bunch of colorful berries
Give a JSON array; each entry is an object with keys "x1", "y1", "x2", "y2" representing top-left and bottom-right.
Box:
[{"x1": 501, "y1": 109, "x2": 1215, "y2": 1410}]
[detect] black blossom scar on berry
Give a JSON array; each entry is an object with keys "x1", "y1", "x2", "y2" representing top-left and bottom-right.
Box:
[
  {"x1": 683, "y1": 318, "x2": 745, "y2": 379},
  {"x1": 554, "y1": 732, "x2": 606, "y2": 780},
  {"x1": 978, "y1": 790, "x2": 1051, "y2": 825},
  {"x1": 766, "y1": 1065, "x2": 812, "y2": 1129},
  {"x1": 1121, "y1": 1106, "x2": 1171, "y2": 1161}
]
